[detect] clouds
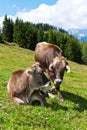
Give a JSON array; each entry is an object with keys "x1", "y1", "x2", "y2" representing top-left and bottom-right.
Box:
[
  {"x1": 0, "y1": 16, "x2": 4, "y2": 28},
  {"x1": 16, "y1": 4, "x2": 53, "y2": 24},
  {"x1": 0, "y1": 0, "x2": 87, "y2": 30},
  {"x1": 16, "y1": 0, "x2": 87, "y2": 30}
]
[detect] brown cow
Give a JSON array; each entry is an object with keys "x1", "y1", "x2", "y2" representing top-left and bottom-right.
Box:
[
  {"x1": 7, "y1": 62, "x2": 50, "y2": 105},
  {"x1": 34, "y1": 42, "x2": 70, "y2": 102}
]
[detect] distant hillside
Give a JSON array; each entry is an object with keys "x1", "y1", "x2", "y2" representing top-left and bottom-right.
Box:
[{"x1": 68, "y1": 28, "x2": 87, "y2": 42}]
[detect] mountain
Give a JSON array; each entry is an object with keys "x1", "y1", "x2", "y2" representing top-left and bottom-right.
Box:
[{"x1": 68, "y1": 29, "x2": 87, "y2": 42}]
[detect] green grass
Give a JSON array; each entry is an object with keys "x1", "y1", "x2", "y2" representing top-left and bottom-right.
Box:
[{"x1": 0, "y1": 43, "x2": 87, "y2": 130}]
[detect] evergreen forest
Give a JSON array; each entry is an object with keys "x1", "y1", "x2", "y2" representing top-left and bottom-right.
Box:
[{"x1": 0, "y1": 15, "x2": 87, "y2": 64}]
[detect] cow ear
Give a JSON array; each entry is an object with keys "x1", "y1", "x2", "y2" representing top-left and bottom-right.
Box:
[
  {"x1": 66, "y1": 65, "x2": 70, "y2": 73},
  {"x1": 49, "y1": 63, "x2": 54, "y2": 71},
  {"x1": 32, "y1": 62, "x2": 40, "y2": 69},
  {"x1": 26, "y1": 68, "x2": 34, "y2": 76}
]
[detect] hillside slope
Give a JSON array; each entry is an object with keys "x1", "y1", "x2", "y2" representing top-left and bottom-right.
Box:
[
  {"x1": 0, "y1": 44, "x2": 34, "y2": 84},
  {"x1": 0, "y1": 44, "x2": 87, "y2": 130}
]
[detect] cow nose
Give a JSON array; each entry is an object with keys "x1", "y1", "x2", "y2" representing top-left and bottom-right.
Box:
[{"x1": 54, "y1": 79, "x2": 62, "y2": 84}]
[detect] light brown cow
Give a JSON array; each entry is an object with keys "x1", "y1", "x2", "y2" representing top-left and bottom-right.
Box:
[
  {"x1": 34, "y1": 42, "x2": 70, "y2": 102},
  {"x1": 7, "y1": 62, "x2": 50, "y2": 105}
]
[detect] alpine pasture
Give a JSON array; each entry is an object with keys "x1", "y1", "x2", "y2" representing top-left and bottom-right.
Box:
[{"x1": 0, "y1": 44, "x2": 87, "y2": 130}]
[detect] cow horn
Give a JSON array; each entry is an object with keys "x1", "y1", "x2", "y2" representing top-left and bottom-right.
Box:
[
  {"x1": 66, "y1": 65, "x2": 70, "y2": 73},
  {"x1": 49, "y1": 63, "x2": 53, "y2": 71}
]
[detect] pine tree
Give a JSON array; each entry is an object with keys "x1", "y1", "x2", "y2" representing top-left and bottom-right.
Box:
[
  {"x1": 2, "y1": 15, "x2": 13, "y2": 42},
  {"x1": 81, "y1": 42, "x2": 87, "y2": 64},
  {"x1": 65, "y1": 35, "x2": 82, "y2": 63},
  {"x1": 37, "y1": 28, "x2": 44, "y2": 42},
  {"x1": 13, "y1": 18, "x2": 24, "y2": 46}
]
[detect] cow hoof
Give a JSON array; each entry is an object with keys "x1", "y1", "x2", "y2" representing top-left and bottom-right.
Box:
[
  {"x1": 48, "y1": 93, "x2": 55, "y2": 98},
  {"x1": 0, "y1": 104, "x2": 3, "y2": 107},
  {"x1": 29, "y1": 91, "x2": 46, "y2": 106},
  {"x1": 59, "y1": 98, "x2": 64, "y2": 102}
]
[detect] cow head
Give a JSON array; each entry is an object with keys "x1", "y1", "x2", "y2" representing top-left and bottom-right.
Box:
[
  {"x1": 49, "y1": 56, "x2": 70, "y2": 86},
  {"x1": 26, "y1": 62, "x2": 50, "y2": 89}
]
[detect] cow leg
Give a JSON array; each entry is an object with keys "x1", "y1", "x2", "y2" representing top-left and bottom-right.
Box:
[
  {"x1": 55, "y1": 85, "x2": 64, "y2": 102},
  {"x1": 29, "y1": 91, "x2": 46, "y2": 106},
  {"x1": 40, "y1": 89, "x2": 55, "y2": 98},
  {"x1": 57, "y1": 91, "x2": 64, "y2": 102},
  {"x1": 13, "y1": 97, "x2": 26, "y2": 105}
]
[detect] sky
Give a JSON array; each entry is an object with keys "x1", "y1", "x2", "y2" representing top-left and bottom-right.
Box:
[{"x1": 0, "y1": 0, "x2": 87, "y2": 30}]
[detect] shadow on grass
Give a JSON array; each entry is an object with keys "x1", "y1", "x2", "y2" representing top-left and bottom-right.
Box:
[
  {"x1": 46, "y1": 91, "x2": 87, "y2": 112},
  {"x1": 61, "y1": 91, "x2": 87, "y2": 112},
  {"x1": 46, "y1": 101, "x2": 68, "y2": 111}
]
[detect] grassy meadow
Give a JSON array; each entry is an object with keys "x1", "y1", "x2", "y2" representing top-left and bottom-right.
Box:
[{"x1": 0, "y1": 43, "x2": 87, "y2": 130}]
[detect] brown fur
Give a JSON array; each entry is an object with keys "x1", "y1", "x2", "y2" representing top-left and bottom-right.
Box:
[
  {"x1": 7, "y1": 62, "x2": 49, "y2": 105},
  {"x1": 34, "y1": 42, "x2": 70, "y2": 102}
]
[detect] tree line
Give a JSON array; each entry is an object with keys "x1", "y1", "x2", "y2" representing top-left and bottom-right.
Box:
[{"x1": 0, "y1": 15, "x2": 87, "y2": 64}]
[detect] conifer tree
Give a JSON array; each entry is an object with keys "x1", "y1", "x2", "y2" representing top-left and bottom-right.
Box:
[
  {"x1": 81, "y1": 42, "x2": 87, "y2": 64},
  {"x1": 2, "y1": 15, "x2": 13, "y2": 42}
]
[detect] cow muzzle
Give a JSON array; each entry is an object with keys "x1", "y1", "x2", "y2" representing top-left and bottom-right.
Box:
[{"x1": 54, "y1": 79, "x2": 62, "y2": 85}]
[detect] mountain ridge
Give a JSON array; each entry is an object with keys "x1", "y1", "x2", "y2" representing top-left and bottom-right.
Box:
[{"x1": 68, "y1": 28, "x2": 87, "y2": 42}]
